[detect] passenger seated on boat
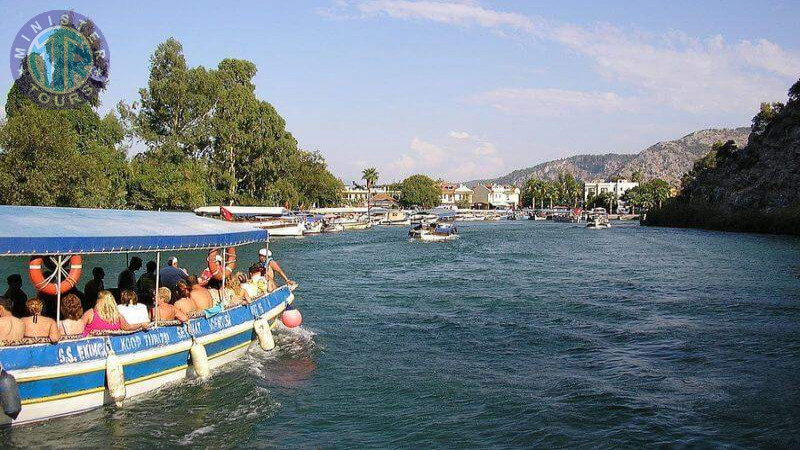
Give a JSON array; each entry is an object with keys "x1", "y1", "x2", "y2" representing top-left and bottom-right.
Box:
[
  {"x1": 58, "y1": 293, "x2": 85, "y2": 336},
  {"x1": 187, "y1": 276, "x2": 214, "y2": 310},
  {"x1": 245, "y1": 264, "x2": 268, "y2": 297},
  {"x1": 117, "y1": 290, "x2": 150, "y2": 325},
  {"x1": 83, "y1": 267, "x2": 105, "y2": 311},
  {"x1": 225, "y1": 273, "x2": 251, "y2": 306},
  {"x1": 82, "y1": 290, "x2": 148, "y2": 337},
  {"x1": 136, "y1": 260, "x2": 157, "y2": 306},
  {"x1": 3, "y1": 274, "x2": 28, "y2": 318},
  {"x1": 0, "y1": 296, "x2": 24, "y2": 343},
  {"x1": 118, "y1": 256, "x2": 142, "y2": 293},
  {"x1": 233, "y1": 272, "x2": 254, "y2": 304},
  {"x1": 198, "y1": 254, "x2": 223, "y2": 287},
  {"x1": 159, "y1": 256, "x2": 190, "y2": 292},
  {"x1": 173, "y1": 281, "x2": 198, "y2": 316},
  {"x1": 151, "y1": 287, "x2": 188, "y2": 323},
  {"x1": 22, "y1": 298, "x2": 60, "y2": 343}
]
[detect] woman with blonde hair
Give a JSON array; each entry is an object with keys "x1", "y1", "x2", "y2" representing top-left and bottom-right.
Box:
[
  {"x1": 226, "y1": 273, "x2": 251, "y2": 306},
  {"x1": 82, "y1": 290, "x2": 148, "y2": 337},
  {"x1": 58, "y1": 293, "x2": 85, "y2": 336},
  {"x1": 22, "y1": 298, "x2": 61, "y2": 343}
]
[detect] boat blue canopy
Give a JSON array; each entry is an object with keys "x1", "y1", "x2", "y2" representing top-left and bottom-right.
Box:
[{"x1": 0, "y1": 206, "x2": 268, "y2": 256}]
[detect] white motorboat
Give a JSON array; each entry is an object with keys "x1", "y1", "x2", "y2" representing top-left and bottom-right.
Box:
[
  {"x1": 409, "y1": 223, "x2": 459, "y2": 242},
  {"x1": 410, "y1": 212, "x2": 438, "y2": 225},
  {"x1": 586, "y1": 207, "x2": 611, "y2": 229}
]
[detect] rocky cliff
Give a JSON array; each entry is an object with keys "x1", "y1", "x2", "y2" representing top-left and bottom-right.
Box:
[
  {"x1": 644, "y1": 80, "x2": 800, "y2": 235},
  {"x1": 466, "y1": 128, "x2": 750, "y2": 186}
]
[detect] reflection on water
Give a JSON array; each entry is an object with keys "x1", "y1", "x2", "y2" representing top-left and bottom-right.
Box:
[{"x1": 1, "y1": 222, "x2": 799, "y2": 447}]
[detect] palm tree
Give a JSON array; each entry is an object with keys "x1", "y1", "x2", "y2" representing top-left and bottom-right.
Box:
[{"x1": 361, "y1": 167, "x2": 379, "y2": 221}]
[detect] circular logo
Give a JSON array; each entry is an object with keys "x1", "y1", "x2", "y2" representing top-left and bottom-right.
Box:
[{"x1": 9, "y1": 10, "x2": 110, "y2": 109}]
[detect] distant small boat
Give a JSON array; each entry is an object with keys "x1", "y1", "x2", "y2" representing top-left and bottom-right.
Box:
[
  {"x1": 528, "y1": 213, "x2": 546, "y2": 221},
  {"x1": 409, "y1": 223, "x2": 459, "y2": 241}
]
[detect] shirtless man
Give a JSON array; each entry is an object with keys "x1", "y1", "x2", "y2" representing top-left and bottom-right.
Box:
[
  {"x1": 0, "y1": 296, "x2": 24, "y2": 342},
  {"x1": 151, "y1": 287, "x2": 188, "y2": 323},
  {"x1": 187, "y1": 276, "x2": 213, "y2": 310},
  {"x1": 173, "y1": 281, "x2": 198, "y2": 316},
  {"x1": 21, "y1": 298, "x2": 60, "y2": 343}
]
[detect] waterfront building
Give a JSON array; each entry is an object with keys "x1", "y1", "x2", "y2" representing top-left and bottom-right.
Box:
[
  {"x1": 583, "y1": 179, "x2": 639, "y2": 203},
  {"x1": 472, "y1": 184, "x2": 520, "y2": 209},
  {"x1": 439, "y1": 183, "x2": 474, "y2": 208},
  {"x1": 344, "y1": 182, "x2": 400, "y2": 206},
  {"x1": 369, "y1": 193, "x2": 399, "y2": 209}
]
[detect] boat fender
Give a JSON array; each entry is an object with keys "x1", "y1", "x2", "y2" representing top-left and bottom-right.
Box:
[
  {"x1": 190, "y1": 339, "x2": 210, "y2": 379},
  {"x1": 281, "y1": 304, "x2": 302, "y2": 328},
  {"x1": 254, "y1": 317, "x2": 275, "y2": 351},
  {"x1": 0, "y1": 366, "x2": 21, "y2": 420},
  {"x1": 105, "y1": 349, "x2": 126, "y2": 407}
]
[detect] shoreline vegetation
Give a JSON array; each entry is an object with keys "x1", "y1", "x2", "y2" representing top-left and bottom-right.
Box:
[
  {"x1": 643, "y1": 78, "x2": 800, "y2": 236},
  {"x1": 0, "y1": 35, "x2": 344, "y2": 211}
]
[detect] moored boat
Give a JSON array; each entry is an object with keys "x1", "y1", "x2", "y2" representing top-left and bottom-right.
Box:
[{"x1": 0, "y1": 206, "x2": 300, "y2": 426}]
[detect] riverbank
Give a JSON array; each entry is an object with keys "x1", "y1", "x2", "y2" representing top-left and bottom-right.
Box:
[{"x1": 643, "y1": 199, "x2": 800, "y2": 235}]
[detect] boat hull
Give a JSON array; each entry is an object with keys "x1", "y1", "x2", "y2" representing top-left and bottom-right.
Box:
[{"x1": 0, "y1": 286, "x2": 294, "y2": 427}]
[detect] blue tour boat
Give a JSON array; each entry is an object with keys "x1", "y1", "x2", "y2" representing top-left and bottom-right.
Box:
[{"x1": 0, "y1": 206, "x2": 297, "y2": 426}]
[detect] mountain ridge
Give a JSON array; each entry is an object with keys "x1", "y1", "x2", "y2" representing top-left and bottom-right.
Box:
[{"x1": 465, "y1": 127, "x2": 750, "y2": 187}]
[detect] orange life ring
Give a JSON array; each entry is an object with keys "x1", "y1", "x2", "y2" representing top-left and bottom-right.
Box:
[
  {"x1": 28, "y1": 255, "x2": 83, "y2": 296},
  {"x1": 207, "y1": 248, "x2": 236, "y2": 280}
]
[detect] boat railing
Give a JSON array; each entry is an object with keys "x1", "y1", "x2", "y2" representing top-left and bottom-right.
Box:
[{"x1": 0, "y1": 289, "x2": 285, "y2": 349}]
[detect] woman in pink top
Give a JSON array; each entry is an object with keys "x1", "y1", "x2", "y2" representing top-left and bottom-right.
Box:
[{"x1": 82, "y1": 290, "x2": 148, "y2": 337}]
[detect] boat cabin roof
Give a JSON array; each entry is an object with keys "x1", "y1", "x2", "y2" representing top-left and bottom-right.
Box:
[
  {"x1": 194, "y1": 206, "x2": 289, "y2": 217},
  {"x1": 0, "y1": 206, "x2": 267, "y2": 256}
]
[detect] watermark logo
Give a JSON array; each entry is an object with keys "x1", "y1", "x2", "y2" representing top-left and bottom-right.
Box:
[{"x1": 9, "y1": 10, "x2": 110, "y2": 109}]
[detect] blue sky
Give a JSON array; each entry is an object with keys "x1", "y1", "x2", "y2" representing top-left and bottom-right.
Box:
[{"x1": 2, "y1": 1, "x2": 798, "y2": 184}]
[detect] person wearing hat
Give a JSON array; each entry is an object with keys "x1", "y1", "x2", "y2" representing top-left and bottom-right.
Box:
[
  {"x1": 198, "y1": 254, "x2": 224, "y2": 287},
  {"x1": 158, "y1": 256, "x2": 190, "y2": 292},
  {"x1": 257, "y1": 248, "x2": 293, "y2": 292}
]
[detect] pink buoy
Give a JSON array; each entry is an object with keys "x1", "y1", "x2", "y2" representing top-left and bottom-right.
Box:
[{"x1": 281, "y1": 308, "x2": 302, "y2": 328}]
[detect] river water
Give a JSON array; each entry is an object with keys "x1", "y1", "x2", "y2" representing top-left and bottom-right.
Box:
[{"x1": 1, "y1": 221, "x2": 799, "y2": 447}]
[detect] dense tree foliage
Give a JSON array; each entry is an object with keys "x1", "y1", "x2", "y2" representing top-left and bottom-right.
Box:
[
  {"x1": 521, "y1": 172, "x2": 583, "y2": 208},
  {"x1": 0, "y1": 38, "x2": 343, "y2": 211},
  {"x1": 621, "y1": 178, "x2": 671, "y2": 211},
  {"x1": 0, "y1": 86, "x2": 127, "y2": 207},
  {"x1": 399, "y1": 174, "x2": 439, "y2": 208},
  {"x1": 119, "y1": 39, "x2": 343, "y2": 209}
]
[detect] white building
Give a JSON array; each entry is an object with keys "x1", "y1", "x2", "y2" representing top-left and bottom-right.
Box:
[
  {"x1": 472, "y1": 184, "x2": 521, "y2": 209},
  {"x1": 439, "y1": 183, "x2": 474, "y2": 208},
  {"x1": 583, "y1": 179, "x2": 639, "y2": 203},
  {"x1": 344, "y1": 183, "x2": 400, "y2": 206}
]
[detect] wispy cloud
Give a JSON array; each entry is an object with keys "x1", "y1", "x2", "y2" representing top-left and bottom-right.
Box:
[
  {"x1": 474, "y1": 88, "x2": 638, "y2": 116},
  {"x1": 331, "y1": 1, "x2": 800, "y2": 115},
  {"x1": 448, "y1": 130, "x2": 471, "y2": 139},
  {"x1": 390, "y1": 132, "x2": 505, "y2": 180}
]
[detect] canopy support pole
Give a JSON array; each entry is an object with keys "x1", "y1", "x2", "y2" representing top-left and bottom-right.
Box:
[
  {"x1": 221, "y1": 248, "x2": 226, "y2": 306},
  {"x1": 55, "y1": 255, "x2": 63, "y2": 323},
  {"x1": 154, "y1": 252, "x2": 161, "y2": 327}
]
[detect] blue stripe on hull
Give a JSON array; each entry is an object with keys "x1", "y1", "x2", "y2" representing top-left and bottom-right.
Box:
[
  {"x1": 123, "y1": 349, "x2": 190, "y2": 382},
  {"x1": 205, "y1": 329, "x2": 254, "y2": 357},
  {"x1": 19, "y1": 370, "x2": 105, "y2": 401}
]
